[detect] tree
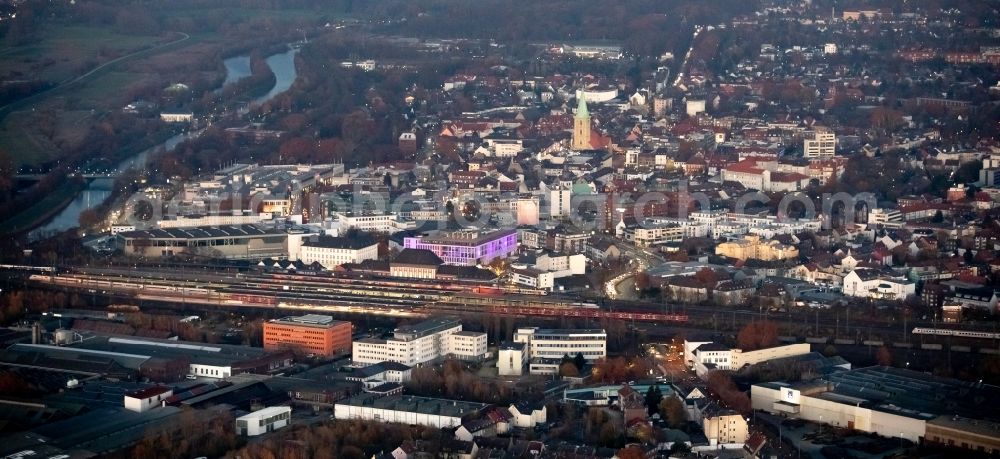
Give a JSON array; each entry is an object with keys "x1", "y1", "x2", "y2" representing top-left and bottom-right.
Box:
[
  {"x1": 574, "y1": 352, "x2": 586, "y2": 372},
  {"x1": 616, "y1": 445, "x2": 645, "y2": 459},
  {"x1": 559, "y1": 361, "x2": 580, "y2": 377},
  {"x1": 659, "y1": 396, "x2": 687, "y2": 428},
  {"x1": 644, "y1": 385, "x2": 663, "y2": 416},
  {"x1": 876, "y1": 345, "x2": 893, "y2": 366},
  {"x1": 736, "y1": 321, "x2": 779, "y2": 350}
]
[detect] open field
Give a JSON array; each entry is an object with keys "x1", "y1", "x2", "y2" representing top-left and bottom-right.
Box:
[{"x1": 0, "y1": 26, "x2": 168, "y2": 85}]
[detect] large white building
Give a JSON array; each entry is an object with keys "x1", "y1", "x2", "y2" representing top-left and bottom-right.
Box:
[
  {"x1": 236, "y1": 406, "x2": 291, "y2": 436},
  {"x1": 690, "y1": 341, "x2": 812, "y2": 377},
  {"x1": 335, "y1": 394, "x2": 488, "y2": 428},
  {"x1": 752, "y1": 367, "x2": 1000, "y2": 454},
  {"x1": 328, "y1": 211, "x2": 415, "y2": 234},
  {"x1": 298, "y1": 235, "x2": 379, "y2": 269},
  {"x1": 352, "y1": 318, "x2": 488, "y2": 367},
  {"x1": 842, "y1": 269, "x2": 916, "y2": 300},
  {"x1": 510, "y1": 327, "x2": 607, "y2": 375},
  {"x1": 804, "y1": 128, "x2": 836, "y2": 158}
]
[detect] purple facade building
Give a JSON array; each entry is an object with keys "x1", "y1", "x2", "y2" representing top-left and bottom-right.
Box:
[{"x1": 402, "y1": 229, "x2": 517, "y2": 266}]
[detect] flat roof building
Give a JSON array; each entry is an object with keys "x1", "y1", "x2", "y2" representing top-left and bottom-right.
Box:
[
  {"x1": 115, "y1": 224, "x2": 288, "y2": 259},
  {"x1": 511, "y1": 327, "x2": 606, "y2": 375},
  {"x1": 263, "y1": 314, "x2": 353, "y2": 357},
  {"x1": 335, "y1": 394, "x2": 488, "y2": 428},
  {"x1": 752, "y1": 366, "x2": 1000, "y2": 454},
  {"x1": 236, "y1": 406, "x2": 291, "y2": 436},
  {"x1": 403, "y1": 229, "x2": 517, "y2": 266},
  {"x1": 352, "y1": 317, "x2": 487, "y2": 367}
]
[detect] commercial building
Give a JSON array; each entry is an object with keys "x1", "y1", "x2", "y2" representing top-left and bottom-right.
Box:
[
  {"x1": 842, "y1": 269, "x2": 916, "y2": 300},
  {"x1": 715, "y1": 234, "x2": 799, "y2": 261},
  {"x1": 752, "y1": 366, "x2": 1000, "y2": 454},
  {"x1": 11, "y1": 334, "x2": 293, "y2": 382},
  {"x1": 298, "y1": 235, "x2": 379, "y2": 269},
  {"x1": 236, "y1": 406, "x2": 291, "y2": 436},
  {"x1": 804, "y1": 127, "x2": 836, "y2": 158},
  {"x1": 511, "y1": 327, "x2": 606, "y2": 375},
  {"x1": 123, "y1": 386, "x2": 173, "y2": 413},
  {"x1": 263, "y1": 314, "x2": 353, "y2": 357},
  {"x1": 335, "y1": 394, "x2": 489, "y2": 428},
  {"x1": 115, "y1": 224, "x2": 288, "y2": 259},
  {"x1": 352, "y1": 317, "x2": 488, "y2": 367},
  {"x1": 403, "y1": 229, "x2": 517, "y2": 266},
  {"x1": 690, "y1": 341, "x2": 812, "y2": 377}
]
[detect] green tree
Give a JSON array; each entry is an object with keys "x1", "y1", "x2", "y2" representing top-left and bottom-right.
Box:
[
  {"x1": 574, "y1": 352, "x2": 587, "y2": 372},
  {"x1": 644, "y1": 385, "x2": 663, "y2": 416}
]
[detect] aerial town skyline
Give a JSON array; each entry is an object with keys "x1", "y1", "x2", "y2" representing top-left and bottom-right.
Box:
[{"x1": 0, "y1": 0, "x2": 998, "y2": 457}]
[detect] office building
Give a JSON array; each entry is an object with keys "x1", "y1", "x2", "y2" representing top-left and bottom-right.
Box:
[
  {"x1": 352, "y1": 317, "x2": 488, "y2": 367},
  {"x1": 511, "y1": 327, "x2": 606, "y2": 375},
  {"x1": 263, "y1": 314, "x2": 353, "y2": 357},
  {"x1": 298, "y1": 235, "x2": 379, "y2": 269},
  {"x1": 403, "y1": 229, "x2": 517, "y2": 266}
]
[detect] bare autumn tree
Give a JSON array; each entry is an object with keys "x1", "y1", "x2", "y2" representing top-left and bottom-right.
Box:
[
  {"x1": 616, "y1": 445, "x2": 645, "y2": 459},
  {"x1": 876, "y1": 346, "x2": 894, "y2": 366},
  {"x1": 705, "y1": 371, "x2": 751, "y2": 414},
  {"x1": 737, "y1": 320, "x2": 778, "y2": 351},
  {"x1": 659, "y1": 396, "x2": 687, "y2": 428}
]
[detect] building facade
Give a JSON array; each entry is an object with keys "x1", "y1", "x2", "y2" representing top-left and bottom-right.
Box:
[
  {"x1": 263, "y1": 314, "x2": 353, "y2": 357},
  {"x1": 299, "y1": 236, "x2": 379, "y2": 269},
  {"x1": 236, "y1": 406, "x2": 292, "y2": 436},
  {"x1": 352, "y1": 318, "x2": 488, "y2": 367},
  {"x1": 403, "y1": 229, "x2": 517, "y2": 266}
]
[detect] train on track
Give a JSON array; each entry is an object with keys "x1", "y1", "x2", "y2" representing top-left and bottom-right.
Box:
[{"x1": 911, "y1": 327, "x2": 1000, "y2": 340}]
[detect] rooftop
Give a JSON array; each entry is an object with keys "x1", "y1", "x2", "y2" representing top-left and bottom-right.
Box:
[
  {"x1": 303, "y1": 235, "x2": 377, "y2": 250},
  {"x1": 118, "y1": 224, "x2": 284, "y2": 240},
  {"x1": 124, "y1": 386, "x2": 172, "y2": 400},
  {"x1": 394, "y1": 317, "x2": 462, "y2": 340},
  {"x1": 407, "y1": 228, "x2": 516, "y2": 247},
  {"x1": 270, "y1": 314, "x2": 349, "y2": 328},
  {"x1": 337, "y1": 394, "x2": 488, "y2": 418},
  {"x1": 236, "y1": 405, "x2": 291, "y2": 421}
]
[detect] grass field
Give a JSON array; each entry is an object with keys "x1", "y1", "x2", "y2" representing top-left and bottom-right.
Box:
[{"x1": 0, "y1": 26, "x2": 167, "y2": 85}]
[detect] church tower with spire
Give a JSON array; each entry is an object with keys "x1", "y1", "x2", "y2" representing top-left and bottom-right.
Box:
[{"x1": 571, "y1": 91, "x2": 591, "y2": 151}]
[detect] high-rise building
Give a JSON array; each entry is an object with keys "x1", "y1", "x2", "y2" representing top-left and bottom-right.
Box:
[
  {"x1": 571, "y1": 91, "x2": 592, "y2": 150},
  {"x1": 263, "y1": 314, "x2": 353, "y2": 357},
  {"x1": 803, "y1": 127, "x2": 836, "y2": 158}
]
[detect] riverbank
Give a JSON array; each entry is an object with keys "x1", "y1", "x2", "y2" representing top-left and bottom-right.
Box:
[{"x1": 0, "y1": 178, "x2": 87, "y2": 236}]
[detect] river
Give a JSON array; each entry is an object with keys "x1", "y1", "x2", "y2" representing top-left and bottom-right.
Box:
[{"x1": 27, "y1": 47, "x2": 299, "y2": 240}]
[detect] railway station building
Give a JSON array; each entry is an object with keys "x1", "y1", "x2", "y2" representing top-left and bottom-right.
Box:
[
  {"x1": 263, "y1": 314, "x2": 353, "y2": 357},
  {"x1": 752, "y1": 366, "x2": 1000, "y2": 454}
]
